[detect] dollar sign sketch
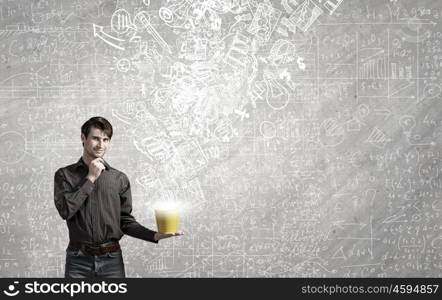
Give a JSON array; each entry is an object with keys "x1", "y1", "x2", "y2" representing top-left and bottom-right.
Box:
[{"x1": 297, "y1": 56, "x2": 306, "y2": 70}]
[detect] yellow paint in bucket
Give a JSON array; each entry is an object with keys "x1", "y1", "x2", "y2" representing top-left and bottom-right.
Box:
[{"x1": 155, "y1": 209, "x2": 179, "y2": 233}]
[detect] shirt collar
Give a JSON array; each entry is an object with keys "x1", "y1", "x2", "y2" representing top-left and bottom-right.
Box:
[{"x1": 75, "y1": 157, "x2": 111, "y2": 170}]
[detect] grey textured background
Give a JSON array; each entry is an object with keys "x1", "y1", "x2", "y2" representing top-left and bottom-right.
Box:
[{"x1": 1, "y1": 0, "x2": 442, "y2": 277}]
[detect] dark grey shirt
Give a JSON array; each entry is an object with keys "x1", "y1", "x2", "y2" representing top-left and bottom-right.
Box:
[{"x1": 54, "y1": 157, "x2": 157, "y2": 245}]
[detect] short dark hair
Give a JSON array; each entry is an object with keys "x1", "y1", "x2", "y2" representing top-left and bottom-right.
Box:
[{"x1": 81, "y1": 117, "x2": 113, "y2": 146}]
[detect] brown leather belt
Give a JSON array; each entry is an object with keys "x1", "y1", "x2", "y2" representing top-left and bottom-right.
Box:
[{"x1": 69, "y1": 241, "x2": 120, "y2": 256}]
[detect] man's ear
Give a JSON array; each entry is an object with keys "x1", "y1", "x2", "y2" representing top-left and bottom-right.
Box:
[{"x1": 81, "y1": 133, "x2": 86, "y2": 145}]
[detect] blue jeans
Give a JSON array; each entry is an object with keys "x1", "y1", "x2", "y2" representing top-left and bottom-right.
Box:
[{"x1": 64, "y1": 246, "x2": 126, "y2": 278}]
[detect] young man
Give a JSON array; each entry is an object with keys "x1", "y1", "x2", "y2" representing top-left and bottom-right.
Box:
[{"x1": 54, "y1": 116, "x2": 183, "y2": 278}]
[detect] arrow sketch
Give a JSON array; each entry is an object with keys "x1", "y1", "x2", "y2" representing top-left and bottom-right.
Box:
[
  {"x1": 93, "y1": 24, "x2": 125, "y2": 51},
  {"x1": 374, "y1": 108, "x2": 392, "y2": 120}
]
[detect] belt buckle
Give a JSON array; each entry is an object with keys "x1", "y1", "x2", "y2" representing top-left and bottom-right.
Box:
[{"x1": 85, "y1": 245, "x2": 101, "y2": 255}]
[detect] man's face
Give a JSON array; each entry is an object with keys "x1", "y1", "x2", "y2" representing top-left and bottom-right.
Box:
[{"x1": 81, "y1": 127, "x2": 110, "y2": 159}]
